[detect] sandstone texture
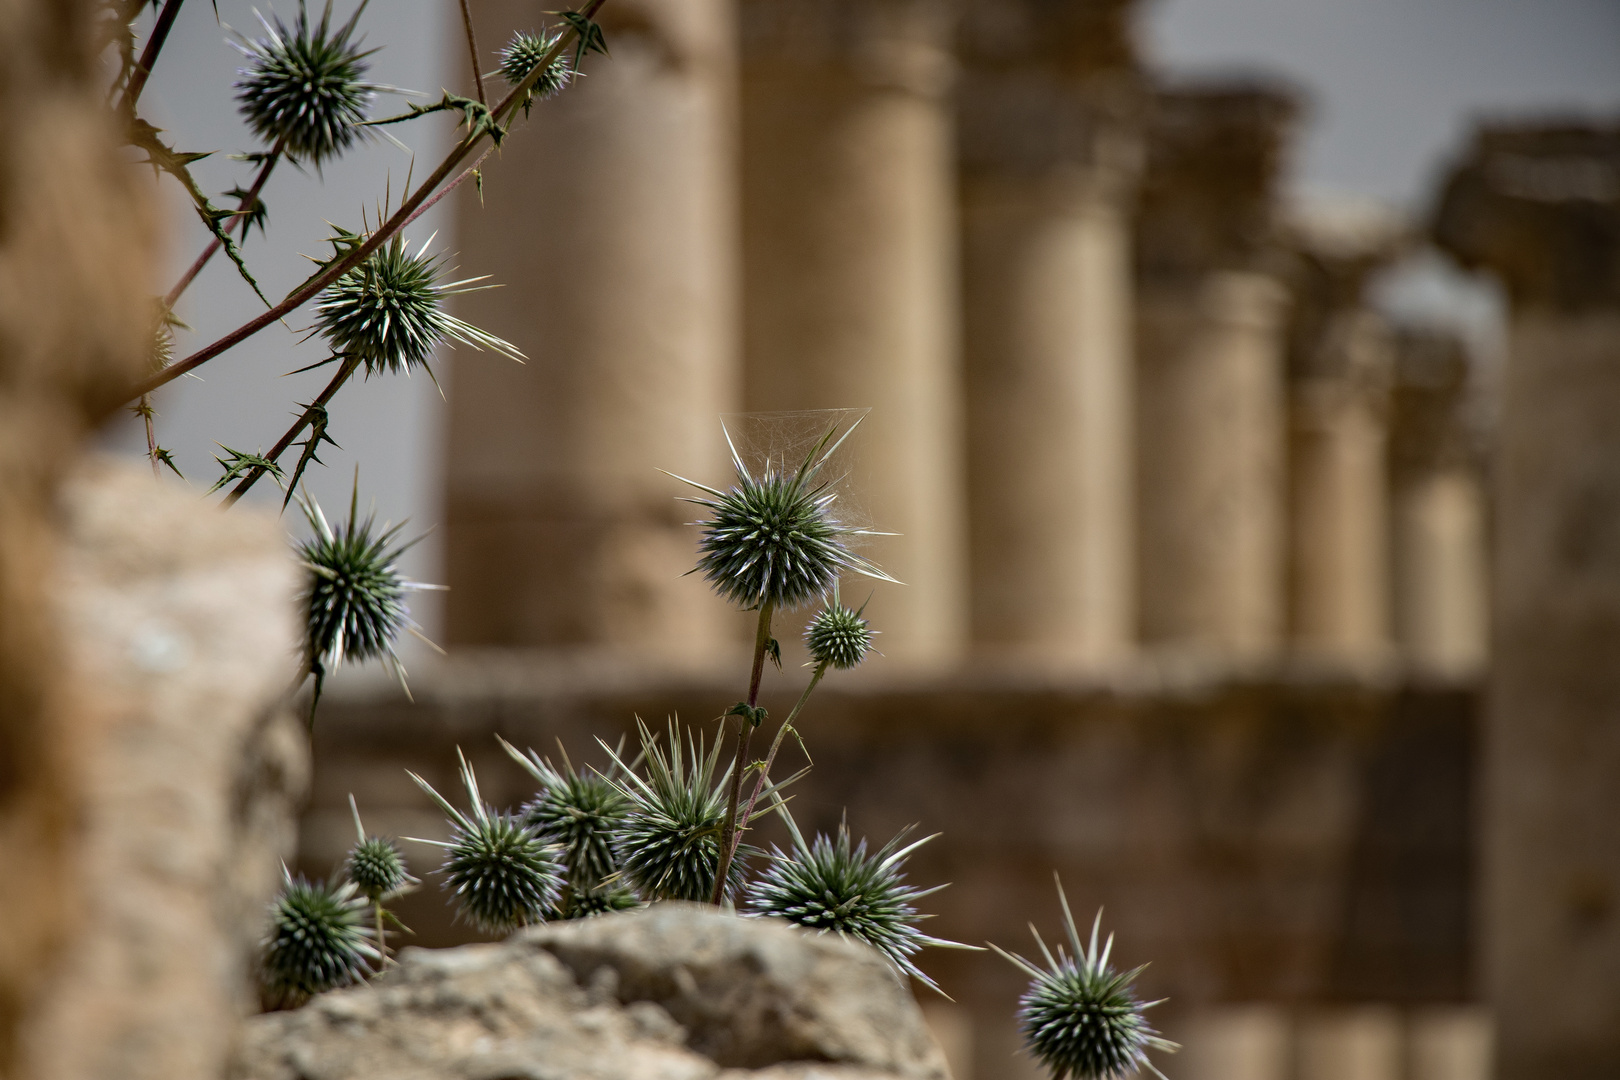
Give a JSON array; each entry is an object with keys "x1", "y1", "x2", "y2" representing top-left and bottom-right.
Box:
[
  {"x1": 232, "y1": 903, "x2": 951, "y2": 1080},
  {"x1": 22, "y1": 458, "x2": 308, "y2": 1080}
]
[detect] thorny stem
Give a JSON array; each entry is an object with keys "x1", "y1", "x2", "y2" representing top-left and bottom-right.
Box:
[
  {"x1": 123, "y1": 0, "x2": 607, "y2": 404},
  {"x1": 456, "y1": 0, "x2": 488, "y2": 107},
  {"x1": 221, "y1": 356, "x2": 359, "y2": 506},
  {"x1": 373, "y1": 900, "x2": 389, "y2": 967},
  {"x1": 731, "y1": 661, "x2": 828, "y2": 862},
  {"x1": 164, "y1": 146, "x2": 284, "y2": 309},
  {"x1": 120, "y1": 0, "x2": 186, "y2": 113},
  {"x1": 140, "y1": 395, "x2": 160, "y2": 475},
  {"x1": 711, "y1": 602, "x2": 775, "y2": 904}
]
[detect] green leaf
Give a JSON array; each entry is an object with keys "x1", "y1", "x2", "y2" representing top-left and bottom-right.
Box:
[
  {"x1": 282, "y1": 404, "x2": 342, "y2": 509},
  {"x1": 126, "y1": 119, "x2": 271, "y2": 308},
  {"x1": 208, "y1": 445, "x2": 285, "y2": 495},
  {"x1": 152, "y1": 447, "x2": 184, "y2": 479},
  {"x1": 727, "y1": 702, "x2": 769, "y2": 728},
  {"x1": 556, "y1": 9, "x2": 608, "y2": 67},
  {"x1": 361, "y1": 91, "x2": 506, "y2": 147}
]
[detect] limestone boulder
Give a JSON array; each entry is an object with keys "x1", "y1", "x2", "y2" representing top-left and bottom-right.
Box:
[{"x1": 231, "y1": 904, "x2": 952, "y2": 1080}]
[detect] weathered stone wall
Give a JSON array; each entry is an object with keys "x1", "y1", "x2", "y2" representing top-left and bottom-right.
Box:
[{"x1": 304, "y1": 659, "x2": 1477, "y2": 1080}]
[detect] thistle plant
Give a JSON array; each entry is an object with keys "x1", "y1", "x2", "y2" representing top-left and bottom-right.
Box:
[
  {"x1": 497, "y1": 29, "x2": 575, "y2": 117},
  {"x1": 606, "y1": 721, "x2": 752, "y2": 904},
  {"x1": 232, "y1": 0, "x2": 378, "y2": 167},
  {"x1": 500, "y1": 736, "x2": 638, "y2": 917},
  {"x1": 344, "y1": 794, "x2": 416, "y2": 965},
  {"x1": 745, "y1": 812, "x2": 971, "y2": 993},
  {"x1": 991, "y1": 880, "x2": 1179, "y2": 1080},
  {"x1": 115, "y1": 0, "x2": 608, "y2": 499},
  {"x1": 261, "y1": 867, "x2": 378, "y2": 1009},
  {"x1": 670, "y1": 418, "x2": 896, "y2": 903},
  {"x1": 294, "y1": 482, "x2": 440, "y2": 721},
  {"x1": 408, "y1": 751, "x2": 564, "y2": 935},
  {"x1": 313, "y1": 234, "x2": 525, "y2": 378}
]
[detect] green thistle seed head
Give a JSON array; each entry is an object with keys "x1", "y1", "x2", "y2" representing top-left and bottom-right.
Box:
[
  {"x1": 233, "y1": 1, "x2": 375, "y2": 165},
  {"x1": 261, "y1": 868, "x2": 377, "y2": 1009},
  {"x1": 295, "y1": 485, "x2": 433, "y2": 692},
  {"x1": 408, "y1": 752, "x2": 563, "y2": 936},
  {"x1": 673, "y1": 419, "x2": 896, "y2": 612},
  {"x1": 515, "y1": 761, "x2": 628, "y2": 888},
  {"x1": 745, "y1": 817, "x2": 960, "y2": 992},
  {"x1": 498, "y1": 29, "x2": 574, "y2": 117},
  {"x1": 993, "y1": 882, "x2": 1179, "y2": 1080},
  {"x1": 347, "y1": 836, "x2": 410, "y2": 900},
  {"x1": 314, "y1": 235, "x2": 524, "y2": 377},
  {"x1": 559, "y1": 881, "x2": 642, "y2": 920},
  {"x1": 805, "y1": 591, "x2": 875, "y2": 670},
  {"x1": 345, "y1": 794, "x2": 416, "y2": 901},
  {"x1": 608, "y1": 721, "x2": 751, "y2": 903}
]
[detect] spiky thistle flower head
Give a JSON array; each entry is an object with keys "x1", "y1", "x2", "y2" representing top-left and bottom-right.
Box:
[
  {"x1": 744, "y1": 814, "x2": 969, "y2": 992},
  {"x1": 407, "y1": 750, "x2": 563, "y2": 936},
  {"x1": 497, "y1": 28, "x2": 575, "y2": 116},
  {"x1": 991, "y1": 879, "x2": 1179, "y2": 1080},
  {"x1": 261, "y1": 867, "x2": 377, "y2": 1009},
  {"x1": 606, "y1": 720, "x2": 752, "y2": 903},
  {"x1": 500, "y1": 737, "x2": 628, "y2": 888},
  {"x1": 345, "y1": 794, "x2": 416, "y2": 901},
  {"x1": 669, "y1": 418, "x2": 897, "y2": 612},
  {"x1": 232, "y1": 0, "x2": 377, "y2": 165},
  {"x1": 805, "y1": 588, "x2": 876, "y2": 670},
  {"x1": 313, "y1": 233, "x2": 525, "y2": 377},
  {"x1": 295, "y1": 483, "x2": 437, "y2": 707}
]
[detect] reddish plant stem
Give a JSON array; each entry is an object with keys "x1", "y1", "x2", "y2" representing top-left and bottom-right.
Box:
[
  {"x1": 121, "y1": 0, "x2": 186, "y2": 112},
  {"x1": 123, "y1": 0, "x2": 605, "y2": 404},
  {"x1": 457, "y1": 0, "x2": 488, "y2": 107},
  {"x1": 141, "y1": 395, "x2": 160, "y2": 475},
  {"x1": 711, "y1": 602, "x2": 775, "y2": 904}
]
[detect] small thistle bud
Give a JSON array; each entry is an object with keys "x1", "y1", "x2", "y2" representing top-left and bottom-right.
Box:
[
  {"x1": 559, "y1": 881, "x2": 642, "y2": 920},
  {"x1": 608, "y1": 721, "x2": 752, "y2": 903},
  {"x1": 232, "y1": 1, "x2": 376, "y2": 166},
  {"x1": 498, "y1": 29, "x2": 574, "y2": 116},
  {"x1": 745, "y1": 817, "x2": 966, "y2": 992},
  {"x1": 295, "y1": 484, "x2": 437, "y2": 708},
  {"x1": 805, "y1": 592, "x2": 875, "y2": 670},
  {"x1": 261, "y1": 868, "x2": 377, "y2": 1009},
  {"x1": 670, "y1": 419, "x2": 896, "y2": 612},
  {"x1": 313, "y1": 235, "x2": 524, "y2": 377},
  {"x1": 408, "y1": 751, "x2": 564, "y2": 936},
  {"x1": 991, "y1": 880, "x2": 1179, "y2": 1080},
  {"x1": 345, "y1": 795, "x2": 415, "y2": 902},
  {"x1": 502, "y1": 739, "x2": 628, "y2": 888}
]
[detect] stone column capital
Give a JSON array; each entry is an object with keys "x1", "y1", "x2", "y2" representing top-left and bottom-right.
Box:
[
  {"x1": 1434, "y1": 121, "x2": 1620, "y2": 313},
  {"x1": 739, "y1": 0, "x2": 955, "y2": 96},
  {"x1": 1136, "y1": 83, "x2": 1302, "y2": 281}
]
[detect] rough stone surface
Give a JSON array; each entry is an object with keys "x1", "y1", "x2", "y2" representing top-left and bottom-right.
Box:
[
  {"x1": 232, "y1": 904, "x2": 951, "y2": 1080},
  {"x1": 22, "y1": 458, "x2": 308, "y2": 1080}
]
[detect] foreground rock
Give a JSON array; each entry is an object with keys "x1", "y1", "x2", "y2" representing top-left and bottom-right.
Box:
[
  {"x1": 23, "y1": 459, "x2": 307, "y2": 1080},
  {"x1": 232, "y1": 904, "x2": 952, "y2": 1080}
]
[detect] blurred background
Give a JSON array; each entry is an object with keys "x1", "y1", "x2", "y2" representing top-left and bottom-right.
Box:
[{"x1": 112, "y1": 0, "x2": 1620, "y2": 1078}]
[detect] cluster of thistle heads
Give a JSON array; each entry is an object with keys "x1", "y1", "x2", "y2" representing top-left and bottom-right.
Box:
[{"x1": 273, "y1": 416, "x2": 1176, "y2": 1079}]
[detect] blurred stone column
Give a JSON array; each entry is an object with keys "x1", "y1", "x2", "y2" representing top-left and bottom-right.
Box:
[
  {"x1": 447, "y1": 0, "x2": 739, "y2": 657},
  {"x1": 1387, "y1": 329, "x2": 1488, "y2": 678},
  {"x1": 1135, "y1": 88, "x2": 1298, "y2": 659},
  {"x1": 1283, "y1": 210, "x2": 1404, "y2": 666},
  {"x1": 1435, "y1": 121, "x2": 1620, "y2": 1080},
  {"x1": 739, "y1": 0, "x2": 966, "y2": 664},
  {"x1": 958, "y1": 0, "x2": 1143, "y2": 666}
]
